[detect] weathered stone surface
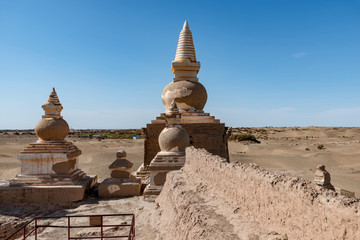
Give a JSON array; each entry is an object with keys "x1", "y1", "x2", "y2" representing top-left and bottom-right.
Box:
[
  {"x1": 98, "y1": 178, "x2": 141, "y2": 198},
  {"x1": 153, "y1": 172, "x2": 167, "y2": 186},
  {"x1": 52, "y1": 159, "x2": 76, "y2": 174},
  {"x1": 110, "y1": 170, "x2": 130, "y2": 179}
]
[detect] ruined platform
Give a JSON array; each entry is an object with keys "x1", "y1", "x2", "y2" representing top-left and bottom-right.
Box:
[{"x1": 0, "y1": 175, "x2": 97, "y2": 204}]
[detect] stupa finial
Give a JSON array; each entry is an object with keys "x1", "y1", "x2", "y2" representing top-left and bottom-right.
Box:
[
  {"x1": 45, "y1": 87, "x2": 61, "y2": 105},
  {"x1": 174, "y1": 20, "x2": 196, "y2": 62},
  {"x1": 42, "y1": 88, "x2": 63, "y2": 118},
  {"x1": 183, "y1": 20, "x2": 189, "y2": 30}
]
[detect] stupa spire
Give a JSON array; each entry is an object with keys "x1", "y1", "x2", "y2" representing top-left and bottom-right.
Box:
[
  {"x1": 174, "y1": 20, "x2": 197, "y2": 62},
  {"x1": 163, "y1": 21, "x2": 207, "y2": 114},
  {"x1": 45, "y1": 88, "x2": 61, "y2": 105},
  {"x1": 42, "y1": 87, "x2": 63, "y2": 119}
]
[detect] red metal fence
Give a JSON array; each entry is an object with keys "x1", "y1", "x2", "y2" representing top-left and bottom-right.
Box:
[{"x1": 5, "y1": 214, "x2": 135, "y2": 240}]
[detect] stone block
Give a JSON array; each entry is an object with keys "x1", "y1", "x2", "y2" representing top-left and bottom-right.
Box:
[
  {"x1": 153, "y1": 172, "x2": 167, "y2": 186},
  {"x1": 110, "y1": 170, "x2": 130, "y2": 178},
  {"x1": 98, "y1": 178, "x2": 141, "y2": 198}
]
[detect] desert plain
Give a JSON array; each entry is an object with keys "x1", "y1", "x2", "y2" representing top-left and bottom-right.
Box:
[{"x1": 1, "y1": 126, "x2": 359, "y2": 196}]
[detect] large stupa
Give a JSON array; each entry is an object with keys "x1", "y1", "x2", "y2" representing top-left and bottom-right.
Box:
[{"x1": 138, "y1": 21, "x2": 231, "y2": 176}]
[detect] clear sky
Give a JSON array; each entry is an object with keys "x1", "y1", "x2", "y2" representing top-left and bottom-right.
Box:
[{"x1": 1, "y1": 0, "x2": 359, "y2": 129}]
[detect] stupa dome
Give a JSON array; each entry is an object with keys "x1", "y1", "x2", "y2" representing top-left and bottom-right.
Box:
[
  {"x1": 35, "y1": 118, "x2": 69, "y2": 141},
  {"x1": 158, "y1": 100, "x2": 190, "y2": 152},
  {"x1": 34, "y1": 88, "x2": 69, "y2": 141},
  {"x1": 159, "y1": 127, "x2": 190, "y2": 152},
  {"x1": 161, "y1": 80, "x2": 207, "y2": 113}
]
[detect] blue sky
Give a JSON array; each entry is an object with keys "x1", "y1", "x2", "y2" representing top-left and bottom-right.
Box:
[{"x1": 1, "y1": 0, "x2": 359, "y2": 129}]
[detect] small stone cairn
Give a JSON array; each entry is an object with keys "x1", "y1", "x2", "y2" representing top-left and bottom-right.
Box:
[
  {"x1": 98, "y1": 150, "x2": 141, "y2": 198},
  {"x1": 314, "y1": 165, "x2": 335, "y2": 191},
  {"x1": 109, "y1": 150, "x2": 133, "y2": 179}
]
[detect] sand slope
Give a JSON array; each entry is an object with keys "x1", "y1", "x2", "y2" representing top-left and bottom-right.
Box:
[{"x1": 230, "y1": 127, "x2": 360, "y2": 196}]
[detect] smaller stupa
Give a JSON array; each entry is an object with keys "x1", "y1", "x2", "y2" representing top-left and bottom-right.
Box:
[
  {"x1": 0, "y1": 88, "x2": 96, "y2": 203},
  {"x1": 98, "y1": 150, "x2": 142, "y2": 198},
  {"x1": 10, "y1": 88, "x2": 88, "y2": 186},
  {"x1": 143, "y1": 100, "x2": 190, "y2": 201}
]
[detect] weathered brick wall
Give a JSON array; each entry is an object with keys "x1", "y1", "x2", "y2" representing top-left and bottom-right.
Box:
[
  {"x1": 143, "y1": 122, "x2": 229, "y2": 167},
  {"x1": 157, "y1": 147, "x2": 360, "y2": 239}
]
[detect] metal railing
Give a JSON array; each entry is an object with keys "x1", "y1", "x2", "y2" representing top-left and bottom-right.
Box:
[{"x1": 5, "y1": 214, "x2": 135, "y2": 240}]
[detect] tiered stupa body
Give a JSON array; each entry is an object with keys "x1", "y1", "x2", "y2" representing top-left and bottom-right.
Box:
[
  {"x1": 9, "y1": 88, "x2": 93, "y2": 192},
  {"x1": 139, "y1": 21, "x2": 231, "y2": 176},
  {"x1": 143, "y1": 101, "x2": 190, "y2": 201}
]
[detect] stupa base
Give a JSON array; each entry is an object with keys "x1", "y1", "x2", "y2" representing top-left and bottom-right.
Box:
[
  {"x1": 9, "y1": 169, "x2": 88, "y2": 186},
  {"x1": 0, "y1": 175, "x2": 97, "y2": 204},
  {"x1": 98, "y1": 178, "x2": 142, "y2": 198},
  {"x1": 143, "y1": 184, "x2": 162, "y2": 202},
  {"x1": 143, "y1": 152, "x2": 185, "y2": 201}
]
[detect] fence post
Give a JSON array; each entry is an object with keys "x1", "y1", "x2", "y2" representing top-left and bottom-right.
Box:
[
  {"x1": 133, "y1": 215, "x2": 135, "y2": 239},
  {"x1": 100, "y1": 216, "x2": 103, "y2": 240},
  {"x1": 68, "y1": 216, "x2": 70, "y2": 240},
  {"x1": 35, "y1": 217, "x2": 37, "y2": 240}
]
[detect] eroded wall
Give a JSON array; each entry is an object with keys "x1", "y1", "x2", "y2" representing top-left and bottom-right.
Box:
[{"x1": 156, "y1": 147, "x2": 360, "y2": 239}]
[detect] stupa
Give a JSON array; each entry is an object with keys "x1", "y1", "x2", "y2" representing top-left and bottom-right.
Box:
[
  {"x1": 137, "y1": 21, "x2": 231, "y2": 177},
  {"x1": 143, "y1": 100, "x2": 190, "y2": 201},
  {"x1": 98, "y1": 150, "x2": 142, "y2": 198},
  {"x1": 0, "y1": 88, "x2": 96, "y2": 203}
]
